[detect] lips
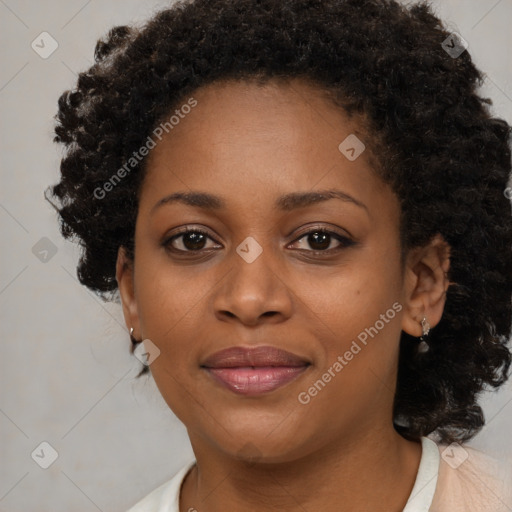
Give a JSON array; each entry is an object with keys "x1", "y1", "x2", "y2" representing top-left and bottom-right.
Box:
[
  {"x1": 201, "y1": 345, "x2": 311, "y2": 395},
  {"x1": 202, "y1": 345, "x2": 310, "y2": 368}
]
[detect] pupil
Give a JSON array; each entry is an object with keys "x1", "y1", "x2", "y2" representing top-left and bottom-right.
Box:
[
  {"x1": 184, "y1": 232, "x2": 206, "y2": 250},
  {"x1": 309, "y1": 232, "x2": 330, "y2": 250}
]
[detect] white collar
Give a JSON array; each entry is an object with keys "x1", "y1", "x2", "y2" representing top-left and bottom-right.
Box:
[{"x1": 402, "y1": 436, "x2": 440, "y2": 512}]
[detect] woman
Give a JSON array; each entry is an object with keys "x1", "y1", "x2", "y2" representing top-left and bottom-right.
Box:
[{"x1": 46, "y1": 0, "x2": 512, "y2": 510}]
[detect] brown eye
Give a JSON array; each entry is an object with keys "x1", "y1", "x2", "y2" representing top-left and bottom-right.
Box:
[
  {"x1": 306, "y1": 231, "x2": 331, "y2": 251},
  {"x1": 291, "y1": 229, "x2": 355, "y2": 254},
  {"x1": 164, "y1": 229, "x2": 220, "y2": 253}
]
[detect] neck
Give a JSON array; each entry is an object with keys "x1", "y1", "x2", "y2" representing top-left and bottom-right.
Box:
[{"x1": 180, "y1": 427, "x2": 422, "y2": 512}]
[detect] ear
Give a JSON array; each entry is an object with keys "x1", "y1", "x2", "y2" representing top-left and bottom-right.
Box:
[
  {"x1": 401, "y1": 234, "x2": 451, "y2": 337},
  {"x1": 116, "y1": 246, "x2": 140, "y2": 339}
]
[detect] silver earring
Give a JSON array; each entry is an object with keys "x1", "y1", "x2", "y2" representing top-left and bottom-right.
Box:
[
  {"x1": 418, "y1": 317, "x2": 430, "y2": 353},
  {"x1": 129, "y1": 327, "x2": 141, "y2": 345}
]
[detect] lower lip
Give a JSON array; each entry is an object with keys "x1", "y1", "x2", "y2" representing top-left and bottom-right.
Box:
[{"x1": 204, "y1": 366, "x2": 309, "y2": 395}]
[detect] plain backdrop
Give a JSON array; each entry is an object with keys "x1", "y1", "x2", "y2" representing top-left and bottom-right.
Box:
[{"x1": 1, "y1": 0, "x2": 511, "y2": 510}]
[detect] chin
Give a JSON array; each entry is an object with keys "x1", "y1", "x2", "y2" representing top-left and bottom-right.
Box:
[{"x1": 198, "y1": 414, "x2": 314, "y2": 464}]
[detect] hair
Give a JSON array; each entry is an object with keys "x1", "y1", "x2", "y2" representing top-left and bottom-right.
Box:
[{"x1": 46, "y1": 0, "x2": 512, "y2": 444}]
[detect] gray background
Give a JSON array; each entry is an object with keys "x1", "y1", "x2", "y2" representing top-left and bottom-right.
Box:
[{"x1": 1, "y1": 0, "x2": 511, "y2": 510}]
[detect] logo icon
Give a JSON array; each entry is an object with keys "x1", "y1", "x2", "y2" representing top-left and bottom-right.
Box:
[
  {"x1": 32, "y1": 237, "x2": 58, "y2": 263},
  {"x1": 441, "y1": 442, "x2": 468, "y2": 469},
  {"x1": 236, "y1": 237, "x2": 263, "y2": 263},
  {"x1": 441, "y1": 32, "x2": 468, "y2": 59},
  {"x1": 338, "y1": 134, "x2": 366, "y2": 161},
  {"x1": 134, "y1": 338, "x2": 161, "y2": 366},
  {"x1": 31, "y1": 32, "x2": 59, "y2": 59},
  {"x1": 31, "y1": 441, "x2": 59, "y2": 469}
]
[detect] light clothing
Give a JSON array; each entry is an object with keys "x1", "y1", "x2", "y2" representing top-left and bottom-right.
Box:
[{"x1": 127, "y1": 437, "x2": 512, "y2": 511}]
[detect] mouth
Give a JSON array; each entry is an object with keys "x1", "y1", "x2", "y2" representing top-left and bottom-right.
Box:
[{"x1": 201, "y1": 345, "x2": 311, "y2": 395}]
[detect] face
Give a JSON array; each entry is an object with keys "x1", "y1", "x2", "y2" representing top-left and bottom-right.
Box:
[{"x1": 117, "y1": 78, "x2": 432, "y2": 463}]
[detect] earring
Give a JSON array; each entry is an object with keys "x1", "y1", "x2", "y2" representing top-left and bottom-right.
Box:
[
  {"x1": 418, "y1": 317, "x2": 430, "y2": 353},
  {"x1": 129, "y1": 327, "x2": 140, "y2": 344}
]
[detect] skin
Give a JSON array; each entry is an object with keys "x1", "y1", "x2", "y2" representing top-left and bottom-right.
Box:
[{"x1": 116, "y1": 78, "x2": 451, "y2": 512}]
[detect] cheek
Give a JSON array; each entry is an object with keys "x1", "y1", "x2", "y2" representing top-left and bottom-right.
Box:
[
  {"x1": 132, "y1": 256, "x2": 207, "y2": 419},
  {"x1": 303, "y1": 244, "x2": 404, "y2": 387},
  {"x1": 307, "y1": 250, "x2": 401, "y2": 335},
  {"x1": 133, "y1": 244, "x2": 210, "y2": 337},
  {"x1": 294, "y1": 266, "x2": 403, "y2": 430}
]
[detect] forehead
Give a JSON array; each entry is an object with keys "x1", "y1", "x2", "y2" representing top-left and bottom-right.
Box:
[
  {"x1": 150, "y1": 77, "x2": 364, "y2": 151},
  {"x1": 138, "y1": 78, "x2": 394, "y2": 222}
]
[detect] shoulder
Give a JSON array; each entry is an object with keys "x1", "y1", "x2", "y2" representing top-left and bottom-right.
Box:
[
  {"x1": 430, "y1": 441, "x2": 512, "y2": 512},
  {"x1": 126, "y1": 460, "x2": 196, "y2": 512}
]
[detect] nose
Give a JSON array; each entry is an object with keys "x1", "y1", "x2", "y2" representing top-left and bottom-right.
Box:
[{"x1": 212, "y1": 242, "x2": 293, "y2": 327}]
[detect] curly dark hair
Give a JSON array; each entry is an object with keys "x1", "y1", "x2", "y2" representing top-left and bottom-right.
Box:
[{"x1": 45, "y1": 0, "x2": 512, "y2": 445}]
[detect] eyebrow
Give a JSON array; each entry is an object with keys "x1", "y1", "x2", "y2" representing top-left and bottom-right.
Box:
[{"x1": 150, "y1": 188, "x2": 368, "y2": 215}]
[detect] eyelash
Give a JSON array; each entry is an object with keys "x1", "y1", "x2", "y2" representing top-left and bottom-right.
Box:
[{"x1": 163, "y1": 226, "x2": 355, "y2": 256}]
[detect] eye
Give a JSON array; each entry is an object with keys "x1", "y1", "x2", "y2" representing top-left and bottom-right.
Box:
[
  {"x1": 163, "y1": 228, "x2": 221, "y2": 253},
  {"x1": 163, "y1": 226, "x2": 355, "y2": 256},
  {"x1": 289, "y1": 228, "x2": 355, "y2": 254}
]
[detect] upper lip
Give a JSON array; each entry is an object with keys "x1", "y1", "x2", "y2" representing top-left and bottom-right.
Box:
[{"x1": 201, "y1": 345, "x2": 310, "y2": 368}]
